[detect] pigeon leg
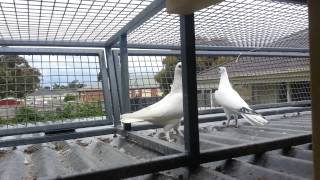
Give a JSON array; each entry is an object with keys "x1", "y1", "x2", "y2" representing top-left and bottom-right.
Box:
[
  {"x1": 174, "y1": 126, "x2": 184, "y2": 137},
  {"x1": 234, "y1": 115, "x2": 239, "y2": 128},
  {"x1": 165, "y1": 131, "x2": 174, "y2": 143},
  {"x1": 226, "y1": 114, "x2": 231, "y2": 126}
]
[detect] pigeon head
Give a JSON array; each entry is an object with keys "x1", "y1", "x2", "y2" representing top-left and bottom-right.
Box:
[
  {"x1": 218, "y1": 67, "x2": 227, "y2": 74},
  {"x1": 171, "y1": 62, "x2": 182, "y2": 92},
  {"x1": 175, "y1": 62, "x2": 182, "y2": 71}
]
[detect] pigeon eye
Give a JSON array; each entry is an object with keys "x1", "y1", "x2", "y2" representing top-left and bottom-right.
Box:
[{"x1": 178, "y1": 65, "x2": 181, "y2": 68}]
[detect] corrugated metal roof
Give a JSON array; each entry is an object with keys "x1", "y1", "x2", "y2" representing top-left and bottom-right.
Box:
[{"x1": 0, "y1": 111, "x2": 312, "y2": 180}]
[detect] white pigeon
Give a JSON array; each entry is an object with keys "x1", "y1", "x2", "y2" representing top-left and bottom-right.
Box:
[
  {"x1": 15, "y1": 63, "x2": 26, "y2": 68},
  {"x1": 214, "y1": 67, "x2": 269, "y2": 127},
  {"x1": 121, "y1": 62, "x2": 183, "y2": 142}
]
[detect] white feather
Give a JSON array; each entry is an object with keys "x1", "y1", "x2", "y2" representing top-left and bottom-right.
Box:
[
  {"x1": 15, "y1": 63, "x2": 26, "y2": 68},
  {"x1": 120, "y1": 62, "x2": 183, "y2": 131},
  {"x1": 214, "y1": 67, "x2": 268, "y2": 126}
]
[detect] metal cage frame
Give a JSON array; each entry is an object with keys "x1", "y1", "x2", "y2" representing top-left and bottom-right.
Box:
[{"x1": 0, "y1": 0, "x2": 315, "y2": 179}]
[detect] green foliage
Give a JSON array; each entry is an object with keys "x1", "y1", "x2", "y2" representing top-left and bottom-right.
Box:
[
  {"x1": 68, "y1": 80, "x2": 84, "y2": 89},
  {"x1": 53, "y1": 80, "x2": 84, "y2": 90},
  {"x1": 154, "y1": 56, "x2": 232, "y2": 95},
  {"x1": 15, "y1": 107, "x2": 44, "y2": 123},
  {"x1": 64, "y1": 94, "x2": 77, "y2": 102},
  {"x1": 58, "y1": 103, "x2": 104, "y2": 119},
  {"x1": 154, "y1": 56, "x2": 179, "y2": 96},
  {"x1": 11, "y1": 102, "x2": 104, "y2": 124},
  {"x1": 0, "y1": 55, "x2": 41, "y2": 98},
  {"x1": 52, "y1": 83, "x2": 67, "y2": 89}
]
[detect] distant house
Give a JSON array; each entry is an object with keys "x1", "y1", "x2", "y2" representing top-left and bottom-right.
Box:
[
  {"x1": 77, "y1": 82, "x2": 104, "y2": 102},
  {"x1": 197, "y1": 56, "x2": 310, "y2": 107},
  {"x1": 0, "y1": 98, "x2": 23, "y2": 119},
  {"x1": 26, "y1": 88, "x2": 78, "y2": 106},
  {"x1": 0, "y1": 97, "x2": 23, "y2": 107},
  {"x1": 129, "y1": 75, "x2": 162, "y2": 98}
]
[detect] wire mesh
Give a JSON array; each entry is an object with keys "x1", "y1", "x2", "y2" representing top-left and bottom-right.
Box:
[
  {"x1": 197, "y1": 56, "x2": 310, "y2": 109},
  {"x1": 0, "y1": 54, "x2": 107, "y2": 129},
  {"x1": 128, "y1": 0, "x2": 308, "y2": 48},
  {"x1": 126, "y1": 54, "x2": 310, "y2": 111},
  {"x1": 0, "y1": 0, "x2": 153, "y2": 42},
  {"x1": 128, "y1": 55, "x2": 166, "y2": 111}
]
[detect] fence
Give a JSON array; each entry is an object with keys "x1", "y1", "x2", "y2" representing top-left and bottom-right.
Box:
[
  {"x1": 0, "y1": 48, "x2": 113, "y2": 135},
  {"x1": 123, "y1": 52, "x2": 310, "y2": 111}
]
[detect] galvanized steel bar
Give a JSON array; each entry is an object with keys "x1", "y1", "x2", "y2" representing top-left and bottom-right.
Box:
[
  {"x1": 180, "y1": 13, "x2": 200, "y2": 170},
  {"x1": 119, "y1": 34, "x2": 130, "y2": 113},
  {"x1": 0, "y1": 120, "x2": 112, "y2": 137},
  {"x1": 0, "y1": 127, "x2": 116, "y2": 148},
  {"x1": 98, "y1": 52, "x2": 115, "y2": 123},
  {"x1": 55, "y1": 153, "x2": 188, "y2": 180},
  {"x1": 113, "y1": 49, "x2": 309, "y2": 57},
  {"x1": 308, "y1": 0, "x2": 320, "y2": 178},
  {"x1": 113, "y1": 44, "x2": 310, "y2": 53},
  {"x1": 199, "y1": 134, "x2": 312, "y2": 164},
  {"x1": 118, "y1": 130, "x2": 183, "y2": 155},
  {"x1": 105, "y1": 48, "x2": 121, "y2": 126},
  {"x1": 0, "y1": 47, "x2": 102, "y2": 55},
  {"x1": 0, "y1": 40, "x2": 106, "y2": 47},
  {"x1": 104, "y1": 0, "x2": 165, "y2": 47},
  {"x1": 112, "y1": 51, "x2": 123, "y2": 113}
]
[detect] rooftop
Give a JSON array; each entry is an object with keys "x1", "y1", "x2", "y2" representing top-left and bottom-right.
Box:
[
  {"x1": 0, "y1": 110, "x2": 312, "y2": 179},
  {"x1": 27, "y1": 88, "x2": 77, "y2": 97},
  {"x1": 197, "y1": 56, "x2": 309, "y2": 83}
]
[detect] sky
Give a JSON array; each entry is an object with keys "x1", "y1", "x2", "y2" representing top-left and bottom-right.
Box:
[{"x1": 23, "y1": 55, "x2": 165, "y2": 88}]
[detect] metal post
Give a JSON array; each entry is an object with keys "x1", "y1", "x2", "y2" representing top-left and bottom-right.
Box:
[
  {"x1": 112, "y1": 51, "x2": 123, "y2": 113},
  {"x1": 120, "y1": 34, "x2": 130, "y2": 113},
  {"x1": 98, "y1": 52, "x2": 114, "y2": 123},
  {"x1": 286, "y1": 83, "x2": 292, "y2": 102},
  {"x1": 308, "y1": 0, "x2": 320, "y2": 179},
  {"x1": 180, "y1": 14, "x2": 200, "y2": 170},
  {"x1": 105, "y1": 48, "x2": 121, "y2": 127}
]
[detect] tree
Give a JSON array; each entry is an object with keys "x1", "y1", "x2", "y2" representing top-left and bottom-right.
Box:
[
  {"x1": 52, "y1": 83, "x2": 67, "y2": 89},
  {"x1": 64, "y1": 94, "x2": 77, "y2": 102},
  {"x1": 68, "y1": 80, "x2": 84, "y2": 89},
  {"x1": 154, "y1": 56, "x2": 232, "y2": 96},
  {"x1": 0, "y1": 55, "x2": 41, "y2": 98},
  {"x1": 154, "y1": 56, "x2": 179, "y2": 96}
]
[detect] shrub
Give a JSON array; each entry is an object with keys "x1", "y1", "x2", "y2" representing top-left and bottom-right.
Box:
[
  {"x1": 64, "y1": 94, "x2": 77, "y2": 102},
  {"x1": 15, "y1": 107, "x2": 43, "y2": 123},
  {"x1": 60, "y1": 102, "x2": 104, "y2": 119}
]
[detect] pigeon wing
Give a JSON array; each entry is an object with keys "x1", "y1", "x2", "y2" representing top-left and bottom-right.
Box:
[
  {"x1": 121, "y1": 92, "x2": 183, "y2": 124},
  {"x1": 215, "y1": 88, "x2": 249, "y2": 112}
]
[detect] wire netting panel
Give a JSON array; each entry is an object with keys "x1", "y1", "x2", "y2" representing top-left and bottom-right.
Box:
[
  {"x1": 126, "y1": 55, "x2": 310, "y2": 112},
  {"x1": 0, "y1": 0, "x2": 153, "y2": 42},
  {"x1": 128, "y1": 55, "x2": 166, "y2": 111},
  {"x1": 128, "y1": 0, "x2": 308, "y2": 48},
  {"x1": 197, "y1": 56, "x2": 310, "y2": 109},
  {"x1": 0, "y1": 54, "x2": 107, "y2": 128}
]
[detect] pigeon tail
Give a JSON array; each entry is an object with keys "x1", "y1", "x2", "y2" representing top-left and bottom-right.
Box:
[{"x1": 241, "y1": 113, "x2": 269, "y2": 126}]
